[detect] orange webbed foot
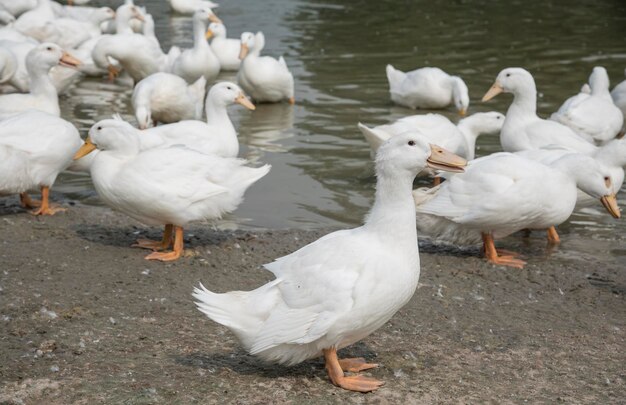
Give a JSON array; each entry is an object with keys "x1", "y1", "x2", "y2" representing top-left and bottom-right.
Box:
[
  {"x1": 333, "y1": 374, "x2": 384, "y2": 393},
  {"x1": 338, "y1": 357, "x2": 378, "y2": 373},
  {"x1": 487, "y1": 255, "x2": 526, "y2": 269},
  {"x1": 144, "y1": 250, "x2": 182, "y2": 262},
  {"x1": 30, "y1": 204, "x2": 66, "y2": 216},
  {"x1": 132, "y1": 239, "x2": 169, "y2": 251}
]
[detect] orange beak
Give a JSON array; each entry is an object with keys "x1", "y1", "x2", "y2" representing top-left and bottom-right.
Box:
[
  {"x1": 482, "y1": 82, "x2": 503, "y2": 102},
  {"x1": 73, "y1": 137, "x2": 97, "y2": 160},
  {"x1": 600, "y1": 194, "x2": 621, "y2": 219},
  {"x1": 209, "y1": 14, "x2": 222, "y2": 24},
  {"x1": 235, "y1": 92, "x2": 255, "y2": 110},
  {"x1": 426, "y1": 144, "x2": 467, "y2": 173},
  {"x1": 59, "y1": 51, "x2": 81, "y2": 68},
  {"x1": 239, "y1": 43, "x2": 249, "y2": 60}
]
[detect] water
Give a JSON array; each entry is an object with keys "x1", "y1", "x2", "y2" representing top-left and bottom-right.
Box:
[{"x1": 53, "y1": 0, "x2": 626, "y2": 262}]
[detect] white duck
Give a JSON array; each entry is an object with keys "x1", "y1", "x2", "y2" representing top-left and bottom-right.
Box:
[
  {"x1": 171, "y1": 8, "x2": 221, "y2": 84},
  {"x1": 60, "y1": 3, "x2": 142, "y2": 78},
  {"x1": 40, "y1": 7, "x2": 115, "y2": 49},
  {"x1": 69, "y1": 83, "x2": 254, "y2": 173},
  {"x1": 206, "y1": 22, "x2": 241, "y2": 71},
  {"x1": 237, "y1": 31, "x2": 295, "y2": 104},
  {"x1": 483, "y1": 67, "x2": 596, "y2": 154},
  {"x1": 0, "y1": 110, "x2": 82, "y2": 215},
  {"x1": 92, "y1": 26, "x2": 174, "y2": 84},
  {"x1": 516, "y1": 138, "x2": 626, "y2": 209},
  {"x1": 13, "y1": 0, "x2": 56, "y2": 41},
  {"x1": 73, "y1": 119, "x2": 270, "y2": 261},
  {"x1": 140, "y1": 81, "x2": 255, "y2": 157},
  {"x1": 610, "y1": 68, "x2": 626, "y2": 126},
  {"x1": 386, "y1": 64, "x2": 469, "y2": 115},
  {"x1": 358, "y1": 111, "x2": 504, "y2": 160},
  {"x1": 550, "y1": 67, "x2": 623, "y2": 145},
  {"x1": 168, "y1": 0, "x2": 218, "y2": 15},
  {"x1": 132, "y1": 72, "x2": 206, "y2": 129},
  {"x1": 0, "y1": 43, "x2": 80, "y2": 119},
  {"x1": 193, "y1": 134, "x2": 466, "y2": 392},
  {"x1": 413, "y1": 152, "x2": 620, "y2": 268}
]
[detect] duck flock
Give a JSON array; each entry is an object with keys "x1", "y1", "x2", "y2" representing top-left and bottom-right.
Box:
[{"x1": 0, "y1": 0, "x2": 625, "y2": 394}]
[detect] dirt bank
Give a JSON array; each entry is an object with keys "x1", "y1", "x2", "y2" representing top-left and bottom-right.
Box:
[{"x1": 0, "y1": 200, "x2": 624, "y2": 404}]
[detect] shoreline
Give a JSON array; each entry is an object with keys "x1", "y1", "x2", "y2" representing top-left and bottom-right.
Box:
[{"x1": 0, "y1": 202, "x2": 624, "y2": 403}]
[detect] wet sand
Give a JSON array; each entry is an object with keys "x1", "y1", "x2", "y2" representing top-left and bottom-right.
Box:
[{"x1": 0, "y1": 200, "x2": 624, "y2": 404}]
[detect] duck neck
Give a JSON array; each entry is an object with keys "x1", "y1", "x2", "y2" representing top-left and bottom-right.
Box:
[
  {"x1": 509, "y1": 84, "x2": 537, "y2": 117},
  {"x1": 27, "y1": 63, "x2": 57, "y2": 98},
  {"x1": 550, "y1": 155, "x2": 587, "y2": 187},
  {"x1": 364, "y1": 168, "x2": 417, "y2": 245},
  {"x1": 116, "y1": 11, "x2": 134, "y2": 34},
  {"x1": 594, "y1": 139, "x2": 626, "y2": 168},
  {"x1": 456, "y1": 120, "x2": 477, "y2": 160},
  {"x1": 193, "y1": 17, "x2": 208, "y2": 50},
  {"x1": 205, "y1": 98, "x2": 237, "y2": 152}
]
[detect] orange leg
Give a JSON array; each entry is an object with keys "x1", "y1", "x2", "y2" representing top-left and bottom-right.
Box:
[
  {"x1": 132, "y1": 224, "x2": 173, "y2": 251},
  {"x1": 31, "y1": 186, "x2": 65, "y2": 216},
  {"x1": 481, "y1": 232, "x2": 526, "y2": 269},
  {"x1": 19, "y1": 193, "x2": 41, "y2": 209},
  {"x1": 107, "y1": 65, "x2": 120, "y2": 82},
  {"x1": 288, "y1": 96, "x2": 295, "y2": 105},
  {"x1": 144, "y1": 226, "x2": 184, "y2": 261},
  {"x1": 546, "y1": 226, "x2": 560, "y2": 245},
  {"x1": 323, "y1": 347, "x2": 384, "y2": 393}
]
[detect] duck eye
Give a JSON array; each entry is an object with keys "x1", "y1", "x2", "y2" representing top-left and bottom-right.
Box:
[
  {"x1": 227, "y1": 86, "x2": 232, "y2": 90},
  {"x1": 97, "y1": 126, "x2": 102, "y2": 131},
  {"x1": 604, "y1": 176, "x2": 611, "y2": 187},
  {"x1": 46, "y1": 46, "x2": 53, "y2": 51},
  {"x1": 408, "y1": 140, "x2": 415, "y2": 146},
  {"x1": 506, "y1": 73, "x2": 511, "y2": 77}
]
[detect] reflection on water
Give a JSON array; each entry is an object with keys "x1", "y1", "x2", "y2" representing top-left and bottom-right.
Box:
[{"x1": 50, "y1": 0, "x2": 626, "y2": 259}]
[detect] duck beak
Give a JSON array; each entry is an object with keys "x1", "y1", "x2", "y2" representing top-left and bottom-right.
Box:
[
  {"x1": 600, "y1": 194, "x2": 621, "y2": 218},
  {"x1": 482, "y1": 82, "x2": 503, "y2": 102},
  {"x1": 235, "y1": 92, "x2": 255, "y2": 110},
  {"x1": 205, "y1": 28, "x2": 214, "y2": 40},
  {"x1": 458, "y1": 108, "x2": 467, "y2": 117},
  {"x1": 209, "y1": 14, "x2": 222, "y2": 24},
  {"x1": 74, "y1": 137, "x2": 97, "y2": 160},
  {"x1": 239, "y1": 43, "x2": 249, "y2": 60},
  {"x1": 59, "y1": 51, "x2": 81, "y2": 68},
  {"x1": 426, "y1": 144, "x2": 467, "y2": 173}
]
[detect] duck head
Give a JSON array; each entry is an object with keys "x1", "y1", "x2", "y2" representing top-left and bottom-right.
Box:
[
  {"x1": 207, "y1": 81, "x2": 255, "y2": 110},
  {"x1": 588, "y1": 66, "x2": 610, "y2": 95},
  {"x1": 459, "y1": 111, "x2": 505, "y2": 137},
  {"x1": 135, "y1": 106, "x2": 151, "y2": 130},
  {"x1": 376, "y1": 132, "x2": 467, "y2": 178},
  {"x1": 482, "y1": 67, "x2": 535, "y2": 101},
  {"x1": 74, "y1": 118, "x2": 140, "y2": 160},
  {"x1": 451, "y1": 76, "x2": 469, "y2": 116},
  {"x1": 559, "y1": 154, "x2": 621, "y2": 219},
  {"x1": 27, "y1": 43, "x2": 81, "y2": 73},
  {"x1": 206, "y1": 22, "x2": 226, "y2": 40}
]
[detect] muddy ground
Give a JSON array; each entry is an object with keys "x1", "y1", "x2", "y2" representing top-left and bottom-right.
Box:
[{"x1": 0, "y1": 199, "x2": 624, "y2": 404}]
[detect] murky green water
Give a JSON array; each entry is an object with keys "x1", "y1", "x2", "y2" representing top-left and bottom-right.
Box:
[{"x1": 53, "y1": 0, "x2": 626, "y2": 262}]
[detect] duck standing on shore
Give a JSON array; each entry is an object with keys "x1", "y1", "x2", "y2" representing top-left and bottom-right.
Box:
[
  {"x1": 0, "y1": 111, "x2": 82, "y2": 215},
  {"x1": 73, "y1": 119, "x2": 270, "y2": 261},
  {"x1": 194, "y1": 134, "x2": 466, "y2": 392}
]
